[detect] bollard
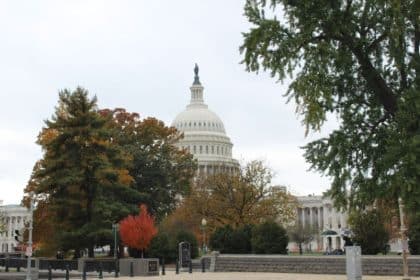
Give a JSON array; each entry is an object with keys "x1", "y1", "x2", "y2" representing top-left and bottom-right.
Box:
[
  {"x1": 130, "y1": 261, "x2": 134, "y2": 277},
  {"x1": 114, "y1": 259, "x2": 119, "y2": 278},
  {"x1": 98, "y1": 262, "x2": 103, "y2": 279},
  {"x1": 48, "y1": 265, "x2": 52, "y2": 280},
  {"x1": 161, "y1": 258, "x2": 165, "y2": 275},
  {"x1": 17, "y1": 262, "x2": 20, "y2": 272},
  {"x1": 188, "y1": 260, "x2": 192, "y2": 273},
  {"x1": 65, "y1": 264, "x2": 70, "y2": 280},
  {"x1": 5, "y1": 258, "x2": 9, "y2": 272},
  {"x1": 175, "y1": 259, "x2": 179, "y2": 274},
  {"x1": 201, "y1": 258, "x2": 205, "y2": 273},
  {"x1": 82, "y1": 263, "x2": 87, "y2": 280}
]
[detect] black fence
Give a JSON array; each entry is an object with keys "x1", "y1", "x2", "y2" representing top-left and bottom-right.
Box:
[
  {"x1": 83, "y1": 258, "x2": 117, "y2": 273},
  {"x1": 0, "y1": 258, "x2": 36, "y2": 269},
  {"x1": 0, "y1": 253, "x2": 23, "y2": 258},
  {"x1": 39, "y1": 259, "x2": 78, "y2": 271}
]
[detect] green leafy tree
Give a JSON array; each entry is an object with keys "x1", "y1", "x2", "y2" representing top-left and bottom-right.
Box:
[
  {"x1": 25, "y1": 88, "x2": 136, "y2": 257},
  {"x1": 241, "y1": 0, "x2": 420, "y2": 212},
  {"x1": 251, "y1": 221, "x2": 288, "y2": 254},
  {"x1": 349, "y1": 209, "x2": 389, "y2": 254},
  {"x1": 100, "y1": 108, "x2": 196, "y2": 221}
]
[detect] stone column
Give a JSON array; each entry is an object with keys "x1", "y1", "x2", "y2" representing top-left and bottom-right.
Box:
[
  {"x1": 309, "y1": 208, "x2": 314, "y2": 227},
  {"x1": 8, "y1": 218, "x2": 11, "y2": 239},
  {"x1": 301, "y1": 208, "x2": 306, "y2": 227},
  {"x1": 318, "y1": 207, "x2": 322, "y2": 229}
]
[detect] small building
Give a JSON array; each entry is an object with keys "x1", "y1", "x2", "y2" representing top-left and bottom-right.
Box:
[
  {"x1": 288, "y1": 195, "x2": 349, "y2": 253},
  {"x1": 0, "y1": 200, "x2": 30, "y2": 253}
]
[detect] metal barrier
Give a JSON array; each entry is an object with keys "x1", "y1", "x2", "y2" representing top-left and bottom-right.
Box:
[{"x1": 39, "y1": 259, "x2": 78, "y2": 271}]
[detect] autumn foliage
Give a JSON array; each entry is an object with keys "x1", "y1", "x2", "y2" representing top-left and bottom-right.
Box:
[{"x1": 119, "y1": 204, "x2": 158, "y2": 254}]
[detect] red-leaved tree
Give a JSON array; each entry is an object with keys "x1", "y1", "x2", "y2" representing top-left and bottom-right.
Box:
[{"x1": 119, "y1": 204, "x2": 158, "y2": 257}]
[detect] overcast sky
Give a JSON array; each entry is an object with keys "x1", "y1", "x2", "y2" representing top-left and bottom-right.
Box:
[{"x1": 0, "y1": 1, "x2": 338, "y2": 205}]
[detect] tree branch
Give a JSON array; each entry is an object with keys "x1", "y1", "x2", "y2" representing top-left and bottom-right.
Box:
[
  {"x1": 341, "y1": 34, "x2": 398, "y2": 114},
  {"x1": 366, "y1": 32, "x2": 388, "y2": 54}
]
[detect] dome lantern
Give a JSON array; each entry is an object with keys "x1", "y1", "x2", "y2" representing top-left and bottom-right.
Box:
[{"x1": 189, "y1": 63, "x2": 205, "y2": 106}]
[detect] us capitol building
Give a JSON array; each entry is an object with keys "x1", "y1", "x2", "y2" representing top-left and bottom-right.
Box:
[
  {"x1": 0, "y1": 200, "x2": 30, "y2": 253},
  {"x1": 171, "y1": 64, "x2": 239, "y2": 176}
]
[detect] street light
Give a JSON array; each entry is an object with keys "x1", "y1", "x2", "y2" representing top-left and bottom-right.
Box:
[
  {"x1": 26, "y1": 192, "x2": 34, "y2": 280},
  {"x1": 112, "y1": 223, "x2": 119, "y2": 260},
  {"x1": 201, "y1": 218, "x2": 207, "y2": 255},
  {"x1": 398, "y1": 198, "x2": 410, "y2": 280}
]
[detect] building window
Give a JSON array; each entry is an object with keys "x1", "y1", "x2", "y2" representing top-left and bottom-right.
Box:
[
  {"x1": 206, "y1": 146, "x2": 209, "y2": 154},
  {"x1": 193, "y1": 146, "x2": 196, "y2": 153},
  {"x1": 211, "y1": 146, "x2": 214, "y2": 154},
  {"x1": 199, "y1": 146, "x2": 202, "y2": 154}
]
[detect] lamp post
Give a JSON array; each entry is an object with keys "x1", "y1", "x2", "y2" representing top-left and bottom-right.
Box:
[
  {"x1": 112, "y1": 223, "x2": 119, "y2": 259},
  {"x1": 398, "y1": 198, "x2": 410, "y2": 280},
  {"x1": 201, "y1": 218, "x2": 207, "y2": 255},
  {"x1": 26, "y1": 192, "x2": 34, "y2": 280}
]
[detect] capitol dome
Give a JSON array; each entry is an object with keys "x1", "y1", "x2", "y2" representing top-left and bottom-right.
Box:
[{"x1": 172, "y1": 64, "x2": 239, "y2": 175}]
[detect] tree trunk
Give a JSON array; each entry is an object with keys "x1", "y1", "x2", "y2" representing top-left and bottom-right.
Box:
[
  {"x1": 88, "y1": 245, "x2": 94, "y2": 258},
  {"x1": 118, "y1": 244, "x2": 124, "y2": 258}
]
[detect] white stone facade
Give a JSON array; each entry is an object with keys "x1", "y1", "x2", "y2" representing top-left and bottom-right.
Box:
[
  {"x1": 289, "y1": 195, "x2": 349, "y2": 253},
  {"x1": 0, "y1": 200, "x2": 30, "y2": 253},
  {"x1": 172, "y1": 65, "x2": 239, "y2": 175}
]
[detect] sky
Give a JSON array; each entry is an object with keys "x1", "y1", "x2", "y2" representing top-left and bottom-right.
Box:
[{"x1": 0, "y1": 1, "x2": 338, "y2": 205}]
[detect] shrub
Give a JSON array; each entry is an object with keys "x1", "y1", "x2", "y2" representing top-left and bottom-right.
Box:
[
  {"x1": 147, "y1": 232, "x2": 171, "y2": 261},
  {"x1": 209, "y1": 225, "x2": 253, "y2": 253},
  {"x1": 408, "y1": 213, "x2": 420, "y2": 255},
  {"x1": 251, "y1": 221, "x2": 288, "y2": 254},
  {"x1": 145, "y1": 229, "x2": 198, "y2": 262},
  {"x1": 174, "y1": 230, "x2": 199, "y2": 259},
  {"x1": 209, "y1": 225, "x2": 233, "y2": 253},
  {"x1": 349, "y1": 209, "x2": 389, "y2": 255}
]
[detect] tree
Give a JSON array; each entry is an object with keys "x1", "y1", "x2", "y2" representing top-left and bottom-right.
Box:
[
  {"x1": 288, "y1": 224, "x2": 316, "y2": 255},
  {"x1": 349, "y1": 209, "x2": 389, "y2": 254},
  {"x1": 100, "y1": 108, "x2": 196, "y2": 221},
  {"x1": 251, "y1": 221, "x2": 288, "y2": 254},
  {"x1": 119, "y1": 204, "x2": 158, "y2": 257},
  {"x1": 241, "y1": 0, "x2": 419, "y2": 212},
  {"x1": 174, "y1": 160, "x2": 298, "y2": 233},
  {"x1": 24, "y1": 88, "x2": 136, "y2": 257},
  {"x1": 0, "y1": 208, "x2": 6, "y2": 235}
]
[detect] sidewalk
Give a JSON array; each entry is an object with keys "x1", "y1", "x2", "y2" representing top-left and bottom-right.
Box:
[{"x1": 91, "y1": 271, "x2": 420, "y2": 280}]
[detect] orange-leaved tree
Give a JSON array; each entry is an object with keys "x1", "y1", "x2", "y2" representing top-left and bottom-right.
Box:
[{"x1": 119, "y1": 204, "x2": 158, "y2": 257}]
